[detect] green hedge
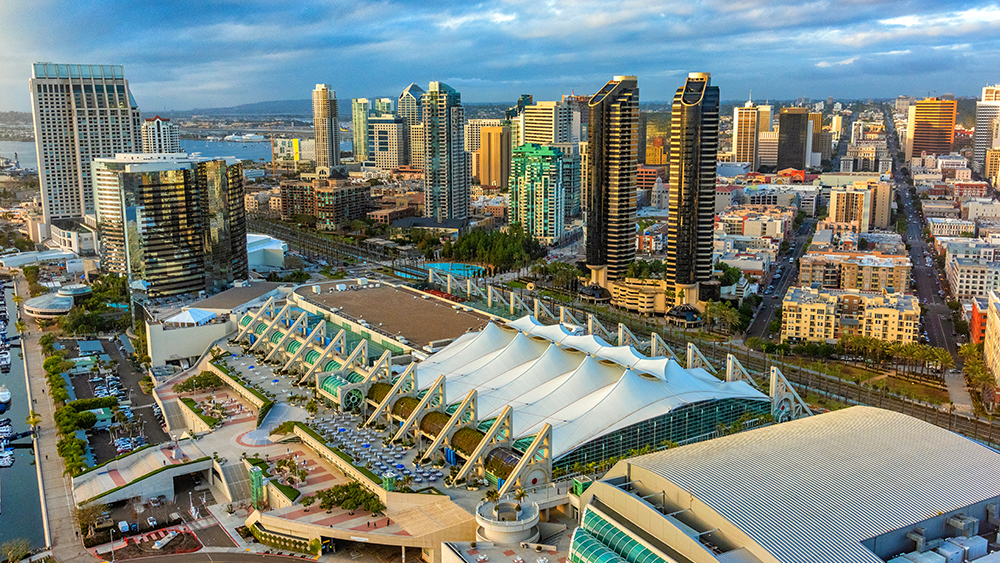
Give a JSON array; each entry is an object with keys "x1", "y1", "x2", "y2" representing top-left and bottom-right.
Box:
[
  {"x1": 248, "y1": 523, "x2": 318, "y2": 555},
  {"x1": 256, "y1": 400, "x2": 275, "y2": 428},
  {"x1": 85, "y1": 457, "x2": 211, "y2": 503},
  {"x1": 67, "y1": 397, "x2": 119, "y2": 411},
  {"x1": 180, "y1": 397, "x2": 220, "y2": 427},
  {"x1": 271, "y1": 481, "x2": 301, "y2": 502}
]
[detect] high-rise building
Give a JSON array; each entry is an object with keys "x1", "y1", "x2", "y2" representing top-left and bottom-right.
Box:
[
  {"x1": 373, "y1": 97, "x2": 394, "y2": 114},
  {"x1": 313, "y1": 84, "x2": 340, "y2": 168},
  {"x1": 478, "y1": 125, "x2": 510, "y2": 188},
  {"x1": 464, "y1": 119, "x2": 502, "y2": 153},
  {"x1": 522, "y1": 101, "x2": 579, "y2": 145},
  {"x1": 398, "y1": 83, "x2": 425, "y2": 165},
  {"x1": 665, "y1": 72, "x2": 719, "y2": 304},
  {"x1": 30, "y1": 63, "x2": 142, "y2": 223},
  {"x1": 974, "y1": 85, "x2": 1000, "y2": 173},
  {"x1": 895, "y1": 95, "x2": 915, "y2": 114},
  {"x1": 551, "y1": 142, "x2": 582, "y2": 217},
  {"x1": 409, "y1": 123, "x2": 425, "y2": 169},
  {"x1": 809, "y1": 112, "x2": 823, "y2": 165},
  {"x1": 422, "y1": 81, "x2": 469, "y2": 222},
  {"x1": 367, "y1": 114, "x2": 405, "y2": 171},
  {"x1": 586, "y1": 76, "x2": 638, "y2": 283},
  {"x1": 759, "y1": 131, "x2": 779, "y2": 167},
  {"x1": 92, "y1": 153, "x2": 248, "y2": 299},
  {"x1": 509, "y1": 144, "x2": 566, "y2": 244},
  {"x1": 905, "y1": 97, "x2": 957, "y2": 161},
  {"x1": 757, "y1": 104, "x2": 773, "y2": 133},
  {"x1": 352, "y1": 98, "x2": 371, "y2": 162},
  {"x1": 831, "y1": 115, "x2": 844, "y2": 137},
  {"x1": 776, "y1": 107, "x2": 811, "y2": 170},
  {"x1": 141, "y1": 116, "x2": 180, "y2": 154},
  {"x1": 733, "y1": 100, "x2": 760, "y2": 170},
  {"x1": 579, "y1": 141, "x2": 590, "y2": 214}
]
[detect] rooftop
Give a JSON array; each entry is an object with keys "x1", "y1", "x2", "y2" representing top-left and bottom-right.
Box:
[
  {"x1": 189, "y1": 282, "x2": 284, "y2": 312},
  {"x1": 293, "y1": 282, "x2": 493, "y2": 347},
  {"x1": 623, "y1": 406, "x2": 1000, "y2": 563}
]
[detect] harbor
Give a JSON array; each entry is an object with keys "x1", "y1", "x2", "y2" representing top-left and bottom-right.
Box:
[{"x1": 0, "y1": 276, "x2": 44, "y2": 548}]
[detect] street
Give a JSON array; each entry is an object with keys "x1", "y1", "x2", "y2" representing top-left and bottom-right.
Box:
[{"x1": 746, "y1": 219, "x2": 815, "y2": 340}]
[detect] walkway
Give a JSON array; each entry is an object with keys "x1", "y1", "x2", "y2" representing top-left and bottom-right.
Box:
[
  {"x1": 944, "y1": 370, "x2": 975, "y2": 416},
  {"x1": 17, "y1": 276, "x2": 99, "y2": 563}
]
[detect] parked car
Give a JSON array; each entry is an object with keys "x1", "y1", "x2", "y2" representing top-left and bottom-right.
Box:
[{"x1": 147, "y1": 517, "x2": 157, "y2": 528}]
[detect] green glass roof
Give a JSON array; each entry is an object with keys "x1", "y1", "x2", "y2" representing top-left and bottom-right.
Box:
[
  {"x1": 304, "y1": 350, "x2": 320, "y2": 365},
  {"x1": 269, "y1": 330, "x2": 284, "y2": 344},
  {"x1": 320, "y1": 375, "x2": 347, "y2": 398},
  {"x1": 324, "y1": 360, "x2": 341, "y2": 372},
  {"x1": 286, "y1": 340, "x2": 301, "y2": 353},
  {"x1": 253, "y1": 322, "x2": 268, "y2": 335},
  {"x1": 240, "y1": 314, "x2": 253, "y2": 326}
]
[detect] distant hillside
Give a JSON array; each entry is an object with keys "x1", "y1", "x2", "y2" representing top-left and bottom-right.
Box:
[{"x1": 170, "y1": 99, "x2": 350, "y2": 119}]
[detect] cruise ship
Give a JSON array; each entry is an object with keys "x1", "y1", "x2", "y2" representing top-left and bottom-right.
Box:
[{"x1": 223, "y1": 133, "x2": 266, "y2": 142}]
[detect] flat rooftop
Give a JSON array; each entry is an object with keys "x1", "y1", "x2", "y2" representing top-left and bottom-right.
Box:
[{"x1": 294, "y1": 282, "x2": 493, "y2": 347}]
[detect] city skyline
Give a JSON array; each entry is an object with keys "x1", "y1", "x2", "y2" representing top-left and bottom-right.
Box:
[{"x1": 3, "y1": 1, "x2": 1000, "y2": 112}]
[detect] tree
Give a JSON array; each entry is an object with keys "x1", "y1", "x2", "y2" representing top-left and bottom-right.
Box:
[
  {"x1": 300, "y1": 495, "x2": 316, "y2": 512},
  {"x1": 513, "y1": 487, "x2": 528, "y2": 510},
  {"x1": 25, "y1": 410, "x2": 41, "y2": 431},
  {"x1": 76, "y1": 501, "x2": 109, "y2": 537},
  {"x1": 0, "y1": 539, "x2": 30, "y2": 563},
  {"x1": 483, "y1": 489, "x2": 501, "y2": 513}
]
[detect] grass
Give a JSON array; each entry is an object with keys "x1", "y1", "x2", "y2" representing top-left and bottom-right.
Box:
[
  {"x1": 506, "y1": 281, "x2": 527, "y2": 289},
  {"x1": 803, "y1": 393, "x2": 850, "y2": 411},
  {"x1": 180, "y1": 397, "x2": 220, "y2": 427},
  {"x1": 75, "y1": 444, "x2": 155, "y2": 476},
  {"x1": 884, "y1": 377, "x2": 949, "y2": 405},
  {"x1": 540, "y1": 290, "x2": 573, "y2": 303}
]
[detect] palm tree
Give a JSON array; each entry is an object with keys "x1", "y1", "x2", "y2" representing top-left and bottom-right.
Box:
[
  {"x1": 888, "y1": 341, "x2": 905, "y2": 378},
  {"x1": 934, "y1": 348, "x2": 955, "y2": 378},
  {"x1": 483, "y1": 489, "x2": 501, "y2": 513},
  {"x1": 512, "y1": 487, "x2": 528, "y2": 511},
  {"x1": 14, "y1": 320, "x2": 26, "y2": 335},
  {"x1": 11, "y1": 294, "x2": 22, "y2": 307},
  {"x1": 25, "y1": 411, "x2": 41, "y2": 432}
]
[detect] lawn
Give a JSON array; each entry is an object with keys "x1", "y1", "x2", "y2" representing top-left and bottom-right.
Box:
[{"x1": 803, "y1": 392, "x2": 849, "y2": 411}]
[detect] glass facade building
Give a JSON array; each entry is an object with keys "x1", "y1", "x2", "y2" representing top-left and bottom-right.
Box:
[
  {"x1": 586, "y1": 76, "x2": 639, "y2": 280},
  {"x1": 776, "y1": 107, "x2": 810, "y2": 170},
  {"x1": 509, "y1": 143, "x2": 566, "y2": 244},
  {"x1": 422, "y1": 81, "x2": 469, "y2": 222},
  {"x1": 92, "y1": 154, "x2": 248, "y2": 299},
  {"x1": 665, "y1": 73, "x2": 719, "y2": 293}
]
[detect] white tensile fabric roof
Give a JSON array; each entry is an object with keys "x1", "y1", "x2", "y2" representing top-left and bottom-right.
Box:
[
  {"x1": 416, "y1": 315, "x2": 768, "y2": 459},
  {"x1": 164, "y1": 308, "x2": 217, "y2": 326}
]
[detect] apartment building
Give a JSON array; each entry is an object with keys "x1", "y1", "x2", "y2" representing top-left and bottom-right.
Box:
[
  {"x1": 798, "y1": 251, "x2": 911, "y2": 292},
  {"x1": 947, "y1": 258, "x2": 1000, "y2": 298},
  {"x1": 782, "y1": 287, "x2": 919, "y2": 343}
]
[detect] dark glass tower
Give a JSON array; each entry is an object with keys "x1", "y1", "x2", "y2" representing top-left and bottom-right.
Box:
[
  {"x1": 665, "y1": 73, "x2": 719, "y2": 299},
  {"x1": 776, "y1": 107, "x2": 809, "y2": 170},
  {"x1": 586, "y1": 76, "x2": 638, "y2": 282}
]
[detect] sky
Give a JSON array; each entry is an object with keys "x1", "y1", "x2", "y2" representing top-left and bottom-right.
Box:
[{"x1": 2, "y1": 0, "x2": 1000, "y2": 112}]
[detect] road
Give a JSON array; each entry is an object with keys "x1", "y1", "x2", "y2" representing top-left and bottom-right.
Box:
[
  {"x1": 883, "y1": 104, "x2": 973, "y2": 414},
  {"x1": 746, "y1": 219, "x2": 816, "y2": 340}
]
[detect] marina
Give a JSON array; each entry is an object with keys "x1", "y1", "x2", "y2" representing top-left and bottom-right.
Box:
[{"x1": 0, "y1": 280, "x2": 43, "y2": 547}]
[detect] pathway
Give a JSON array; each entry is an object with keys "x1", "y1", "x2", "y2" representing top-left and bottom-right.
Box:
[{"x1": 17, "y1": 275, "x2": 99, "y2": 563}]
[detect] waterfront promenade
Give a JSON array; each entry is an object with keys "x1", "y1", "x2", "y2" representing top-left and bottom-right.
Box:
[{"x1": 17, "y1": 276, "x2": 96, "y2": 563}]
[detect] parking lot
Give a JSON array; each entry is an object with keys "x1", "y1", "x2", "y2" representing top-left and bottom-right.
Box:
[{"x1": 59, "y1": 337, "x2": 170, "y2": 464}]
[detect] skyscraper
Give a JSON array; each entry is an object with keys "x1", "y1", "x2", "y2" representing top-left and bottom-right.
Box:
[
  {"x1": 398, "y1": 83, "x2": 425, "y2": 165},
  {"x1": 141, "y1": 116, "x2": 180, "y2": 154},
  {"x1": 905, "y1": 97, "x2": 957, "y2": 161},
  {"x1": 509, "y1": 144, "x2": 566, "y2": 244},
  {"x1": 478, "y1": 126, "x2": 511, "y2": 188},
  {"x1": 831, "y1": 115, "x2": 844, "y2": 137},
  {"x1": 522, "y1": 101, "x2": 579, "y2": 145},
  {"x1": 465, "y1": 119, "x2": 502, "y2": 153},
  {"x1": 808, "y1": 112, "x2": 823, "y2": 166},
  {"x1": 92, "y1": 153, "x2": 248, "y2": 299},
  {"x1": 974, "y1": 85, "x2": 1000, "y2": 173},
  {"x1": 550, "y1": 142, "x2": 582, "y2": 217},
  {"x1": 422, "y1": 81, "x2": 469, "y2": 222},
  {"x1": 776, "y1": 107, "x2": 810, "y2": 170},
  {"x1": 367, "y1": 114, "x2": 405, "y2": 171},
  {"x1": 313, "y1": 84, "x2": 340, "y2": 168},
  {"x1": 30, "y1": 63, "x2": 141, "y2": 223},
  {"x1": 757, "y1": 104, "x2": 773, "y2": 133},
  {"x1": 733, "y1": 100, "x2": 760, "y2": 170},
  {"x1": 373, "y1": 97, "x2": 394, "y2": 114},
  {"x1": 665, "y1": 72, "x2": 719, "y2": 303},
  {"x1": 352, "y1": 98, "x2": 371, "y2": 162},
  {"x1": 586, "y1": 76, "x2": 638, "y2": 284}
]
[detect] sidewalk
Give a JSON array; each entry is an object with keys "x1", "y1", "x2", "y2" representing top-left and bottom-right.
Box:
[{"x1": 18, "y1": 276, "x2": 99, "y2": 563}]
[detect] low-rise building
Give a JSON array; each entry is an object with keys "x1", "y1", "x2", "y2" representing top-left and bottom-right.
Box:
[
  {"x1": 927, "y1": 217, "x2": 976, "y2": 237},
  {"x1": 782, "y1": 286, "x2": 919, "y2": 343},
  {"x1": 798, "y1": 251, "x2": 911, "y2": 292},
  {"x1": 947, "y1": 257, "x2": 1000, "y2": 298},
  {"x1": 965, "y1": 200, "x2": 1000, "y2": 222},
  {"x1": 922, "y1": 200, "x2": 961, "y2": 218},
  {"x1": 717, "y1": 251, "x2": 770, "y2": 277},
  {"x1": 971, "y1": 295, "x2": 988, "y2": 344}
]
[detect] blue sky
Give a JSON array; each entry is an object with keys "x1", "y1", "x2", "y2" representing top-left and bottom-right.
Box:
[{"x1": 2, "y1": 0, "x2": 999, "y2": 111}]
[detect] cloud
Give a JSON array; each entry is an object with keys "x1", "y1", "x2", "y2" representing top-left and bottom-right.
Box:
[{"x1": 2, "y1": 0, "x2": 1000, "y2": 110}]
